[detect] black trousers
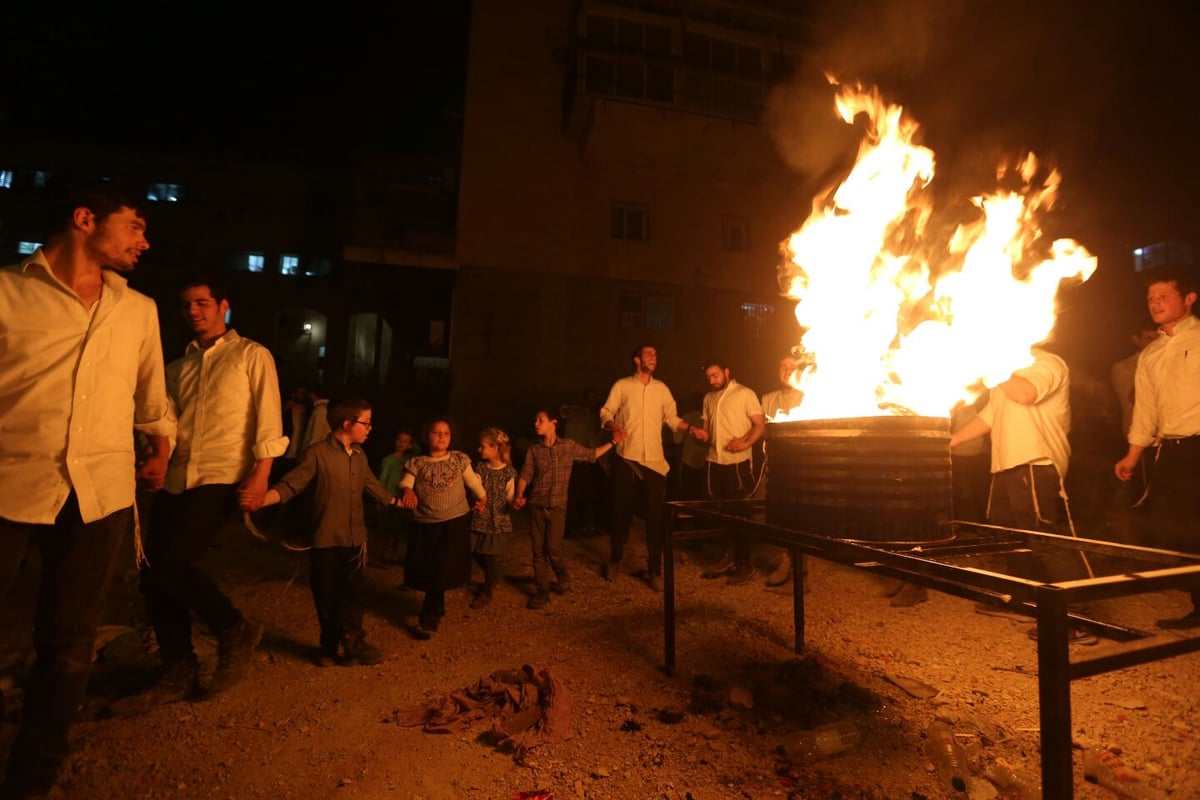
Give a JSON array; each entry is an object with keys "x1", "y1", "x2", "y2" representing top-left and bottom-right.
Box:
[
  {"x1": 989, "y1": 464, "x2": 1083, "y2": 584},
  {"x1": 0, "y1": 494, "x2": 129, "y2": 794},
  {"x1": 139, "y1": 484, "x2": 243, "y2": 664},
  {"x1": 610, "y1": 458, "x2": 667, "y2": 575},
  {"x1": 1145, "y1": 437, "x2": 1200, "y2": 607},
  {"x1": 309, "y1": 546, "x2": 366, "y2": 656},
  {"x1": 707, "y1": 461, "x2": 755, "y2": 562}
]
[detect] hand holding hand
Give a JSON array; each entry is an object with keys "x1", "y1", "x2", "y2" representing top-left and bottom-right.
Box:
[
  {"x1": 400, "y1": 489, "x2": 418, "y2": 510},
  {"x1": 238, "y1": 488, "x2": 262, "y2": 511},
  {"x1": 691, "y1": 427, "x2": 710, "y2": 443},
  {"x1": 513, "y1": 496, "x2": 527, "y2": 510},
  {"x1": 135, "y1": 452, "x2": 168, "y2": 491},
  {"x1": 610, "y1": 428, "x2": 627, "y2": 444},
  {"x1": 472, "y1": 496, "x2": 488, "y2": 513}
]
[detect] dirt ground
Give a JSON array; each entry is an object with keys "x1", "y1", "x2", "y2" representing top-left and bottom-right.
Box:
[{"x1": 1, "y1": 509, "x2": 1198, "y2": 800}]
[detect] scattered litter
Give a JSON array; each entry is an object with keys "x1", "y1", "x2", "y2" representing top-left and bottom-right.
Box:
[
  {"x1": 884, "y1": 673, "x2": 939, "y2": 699},
  {"x1": 1106, "y1": 697, "x2": 1147, "y2": 710},
  {"x1": 391, "y1": 665, "x2": 571, "y2": 761}
]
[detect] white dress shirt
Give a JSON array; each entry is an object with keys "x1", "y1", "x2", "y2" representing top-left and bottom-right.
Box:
[
  {"x1": 600, "y1": 374, "x2": 683, "y2": 476},
  {"x1": 978, "y1": 350, "x2": 1071, "y2": 478},
  {"x1": 165, "y1": 329, "x2": 288, "y2": 492},
  {"x1": 0, "y1": 252, "x2": 174, "y2": 523},
  {"x1": 702, "y1": 379, "x2": 763, "y2": 465},
  {"x1": 1129, "y1": 314, "x2": 1200, "y2": 447}
]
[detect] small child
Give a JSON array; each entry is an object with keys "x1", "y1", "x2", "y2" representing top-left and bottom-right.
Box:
[
  {"x1": 398, "y1": 418, "x2": 487, "y2": 637},
  {"x1": 243, "y1": 398, "x2": 396, "y2": 667},
  {"x1": 469, "y1": 428, "x2": 516, "y2": 609},
  {"x1": 378, "y1": 430, "x2": 417, "y2": 494},
  {"x1": 513, "y1": 408, "x2": 623, "y2": 609},
  {"x1": 376, "y1": 430, "x2": 418, "y2": 562}
]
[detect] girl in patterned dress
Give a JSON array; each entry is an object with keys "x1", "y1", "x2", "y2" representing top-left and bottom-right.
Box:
[
  {"x1": 468, "y1": 428, "x2": 516, "y2": 609},
  {"x1": 398, "y1": 419, "x2": 487, "y2": 637}
]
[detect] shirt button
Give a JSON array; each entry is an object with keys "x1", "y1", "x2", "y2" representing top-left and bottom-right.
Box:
[{"x1": 80, "y1": 394, "x2": 88, "y2": 399}]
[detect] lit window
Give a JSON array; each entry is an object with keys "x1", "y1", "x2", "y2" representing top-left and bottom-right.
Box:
[
  {"x1": 17, "y1": 241, "x2": 42, "y2": 254},
  {"x1": 31, "y1": 170, "x2": 49, "y2": 187},
  {"x1": 280, "y1": 254, "x2": 301, "y2": 275},
  {"x1": 147, "y1": 183, "x2": 184, "y2": 202},
  {"x1": 244, "y1": 252, "x2": 265, "y2": 273},
  {"x1": 0, "y1": 170, "x2": 12, "y2": 189},
  {"x1": 611, "y1": 202, "x2": 648, "y2": 241},
  {"x1": 741, "y1": 302, "x2": 774, "y2": 340},
  {"x1": 721, "y1": 215, "x2": 750, "y2": 252}
]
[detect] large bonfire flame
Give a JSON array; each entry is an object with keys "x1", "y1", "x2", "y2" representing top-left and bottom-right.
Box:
[{"x1": 777, "y1": 83, "x2": 1097, "y2": 420}]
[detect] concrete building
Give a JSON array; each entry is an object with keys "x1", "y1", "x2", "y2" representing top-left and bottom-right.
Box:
[{"x1": 453, "y1": 0, "x2": 814, "y2": 436}]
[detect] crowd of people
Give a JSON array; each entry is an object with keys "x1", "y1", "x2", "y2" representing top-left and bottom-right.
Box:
[{"x1": 2, "y1": 180, "x2": 1199, "y2": 799}]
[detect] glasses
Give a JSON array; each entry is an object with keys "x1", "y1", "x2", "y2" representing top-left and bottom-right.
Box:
[{"x1": 353, "y1": 419, "x2": 373, "y2": 429}]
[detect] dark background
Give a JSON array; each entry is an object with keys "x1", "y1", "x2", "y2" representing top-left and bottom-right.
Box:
[{"x1": 3, "y1": 0, "x2": 1198, "y2": 375}]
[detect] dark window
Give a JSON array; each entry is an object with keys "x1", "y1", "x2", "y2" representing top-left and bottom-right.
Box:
[
  {"x1": 611, "y1": 202, "x2": 649, "y2": 241},
  {"x1": 721, "y1": 215, "x2": 750, "y2": 252},
  {"x1": 619, "y1": 294, "x2": 675, "y2": 331}
]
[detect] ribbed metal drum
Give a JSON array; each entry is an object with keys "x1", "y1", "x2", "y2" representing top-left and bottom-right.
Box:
[{"x1": 765, "y1": 416, "x2": 953, "y2": 545}]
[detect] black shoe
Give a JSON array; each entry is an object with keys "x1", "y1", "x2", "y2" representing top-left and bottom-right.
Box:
[
  {"x1": 527, "y1": 589, "x2": 551, "y2": 609},
  {"x1": 315, "y1": 651, "x2": 340, "y2": 668},
  {"x1": 726, "y1": 564, "x2": 755, "y2": 585},
  {"x1": 554, "y1": 573, "x2": 572, "y2": 594},
  {"x1": 1157, "y1": 610, "x2": 1200, "y2": 629},
  {"x1": 470, "y1": 591, "x2": 493, "y2": 610},
  {"x1": 1026, "y1": 626, "x2": 1098, "y2": 646},
  {"x1": 110, "y1": 659, "x2": 200, "y2": 717},
  {"x1": 600, "y1": 562, "x2": 620, "y2": 582},
  {"x1": 764, "y1": 558, "x2": 792, "y2": 587},
  {"x1": 889, "y1": 583, "x2": 929, "y2": 607},
  {"x1": 345, "y1": 641, "x2": 384, "y2": 666},
  {"x1": 210, "y1": 619, "x2": 263, "y2": 693},
  {"x1": 701, "y1": 554, "x2": 736, "y2": 579},
  {"x1": 645, "y1": 573, "x2": 662, "y2": 592}
]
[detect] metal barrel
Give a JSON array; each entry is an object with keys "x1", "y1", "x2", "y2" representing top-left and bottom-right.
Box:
[{"x1": 765, "y1": 416, "x2": 953, "y2": 545}]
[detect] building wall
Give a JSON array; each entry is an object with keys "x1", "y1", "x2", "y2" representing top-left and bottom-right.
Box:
[{"x1": 454, "y1": 0, "x2": 811, "y2": 432}]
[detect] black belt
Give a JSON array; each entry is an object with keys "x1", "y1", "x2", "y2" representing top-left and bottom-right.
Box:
[{"x1": 1161, "y1": 435, "x2": 1200, "y2": 446}]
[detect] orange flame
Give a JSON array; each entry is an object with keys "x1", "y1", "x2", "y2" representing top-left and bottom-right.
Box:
[{"x1": 778, "y1": 83, "x2": 1096, "y2": 420}]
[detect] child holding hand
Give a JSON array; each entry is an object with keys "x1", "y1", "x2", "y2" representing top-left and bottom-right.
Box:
[
  {"x1": 514, "y1": 408, "x2": 623, "y2": 609},
  {"x1": 469, "y1": 427, "x2": 516, "y2": 609},
  {"x1": 243, "y1": 398, "x2": 396, "y2": 667},
  {"x1": 399, "y1": 418, "x2": 487, "y2": 636}
]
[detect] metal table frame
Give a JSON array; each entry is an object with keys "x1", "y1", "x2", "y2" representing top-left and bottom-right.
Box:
[{"x1": 664, "y1": 499, "x2": 1200, "y2": 798}]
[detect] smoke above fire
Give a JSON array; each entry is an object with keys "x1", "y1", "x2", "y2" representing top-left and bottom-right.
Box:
[{"x1": 775, "y1": 81, "x2": 1097, "y2": 420}]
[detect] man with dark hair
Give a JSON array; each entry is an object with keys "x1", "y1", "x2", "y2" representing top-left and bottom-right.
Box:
[
  {"x1": 599, "y1": 344, "x2": 699, "y2": 590},
  {"x1": 693, "y1": 359, "x2": 766, "y2": 584},
  {"x1": 129, "y1": 277, "x2": 287, "y2": 708},
  {"x1": 0, "y1": 178, "x2": 173, "y2": 797},
  {"x1": 1115, "y1": 269, "x2": 1200, "y2": 628}
]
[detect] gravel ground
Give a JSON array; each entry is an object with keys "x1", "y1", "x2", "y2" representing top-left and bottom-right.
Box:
[{"x1": 1, "y1": 509, "x2": 1197, "y2": 800}]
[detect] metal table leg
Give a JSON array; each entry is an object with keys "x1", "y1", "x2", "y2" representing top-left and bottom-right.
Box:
[
  {"x1": 664, "y1": 508, "x2": 677, "y2": 676},
  {"x1": 1035, "y1": 585, "x2": 1073, "y2": 798}
]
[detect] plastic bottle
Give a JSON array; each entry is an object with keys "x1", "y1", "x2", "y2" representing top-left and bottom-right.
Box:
[
  {"x1": 781, "y1": 720, "x2": 863, "y2": 760},
  {"x1": 925, "y1": 721, "x2": 968, "y2": 792},
  {"x1": 985, "y1": 757, "x2": 1041, "y2": 800},
  {"x1": 1082, "y1": 748, "x2": 1167, "y2": 800}
]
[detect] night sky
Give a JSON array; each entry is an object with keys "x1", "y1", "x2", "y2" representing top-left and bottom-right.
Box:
[
  {"x1": 3, "y1": 0, "x2": 1197, "y2": 360},
  {"x1": 0, "y1": 2, "x2": 471, "y2": 158}
]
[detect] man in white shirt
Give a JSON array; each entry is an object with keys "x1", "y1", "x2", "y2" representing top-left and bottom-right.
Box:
[
  {"x1": 951, "y1": 348, "x2": 1087, "y2": 592},
  {"x1": 0, "y1": 179, "x2": 173, "y2": 798},
  {"x1": 1115, "y1": 270, "x2": 1200, "y2": 628},
  {"x1": 693, "y1": 359, "x2": 766, "y2": 584},
  {"x1": 134, "y1": 278, "x2": 288, "y2": 706},
  {"x1": 600, "y1": 345, "x2": 699, "y2": 590}
]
